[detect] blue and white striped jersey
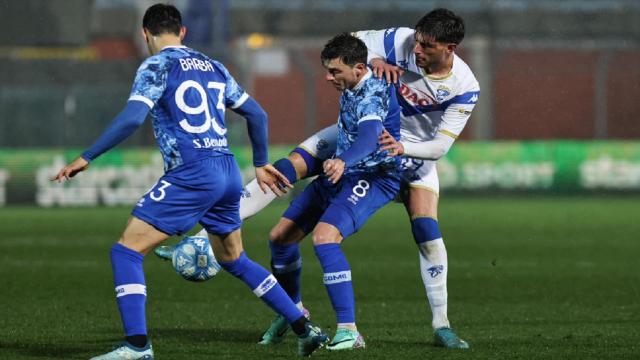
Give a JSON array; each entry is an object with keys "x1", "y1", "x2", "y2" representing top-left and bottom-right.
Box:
[
  {"x1": 129, "y1": 46, "x2": 248, "y2": 171},
  {"x1": 354, "y1": 28, "x2": 480, "y2": 144},
  {"x1": 336, "y1": 70, "x2": 401, "y2": 174}
]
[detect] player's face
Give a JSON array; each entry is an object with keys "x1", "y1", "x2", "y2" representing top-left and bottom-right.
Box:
[
  {"x1": 323, "y1": 58, "x2": 363, "y2": 91},
  {"x1": 413, "y1": 33, "x2": 453, "y2": 69}
]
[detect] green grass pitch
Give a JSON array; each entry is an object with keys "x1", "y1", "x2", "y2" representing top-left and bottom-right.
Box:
[{"x1": 1, "y1": 196, "x2": 639, "y2": 359}]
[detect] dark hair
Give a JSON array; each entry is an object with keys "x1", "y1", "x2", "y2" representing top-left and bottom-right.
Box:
[
  {"x1": 415, "y1": 8, "x2": 465, "y2": 44},
  {"x1": 142, "y1": 3, "x2": 182, "y2": 36},
  {"x1": 320, "y1": 32, "x2": 368, "y2": 67}
]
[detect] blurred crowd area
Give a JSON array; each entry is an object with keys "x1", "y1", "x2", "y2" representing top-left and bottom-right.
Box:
[{"x1": 0, "y1": 0, "x2": 639, "y2": 148}]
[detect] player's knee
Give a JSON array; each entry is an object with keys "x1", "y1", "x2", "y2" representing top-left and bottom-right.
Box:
[
  {"x1": 311, "y1": 229, "x2": 341, "y2": 246},
  {"x1": 268, "y1": 223, "x2": 296, "y2": 245},
  {"x1": 287, "y1": 152, "x2": 308, "y2": 180}
]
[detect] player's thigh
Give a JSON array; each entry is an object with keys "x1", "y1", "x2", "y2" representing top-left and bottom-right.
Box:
[
  {"x1": 291, "y1": 124, "x2": 338, "y2": 177},
  {"x1": 320, "y1": 173, "x2": 400, "y2": 238},
  {"x1": 269, "y1": 217, "x2": 307, "y2": 245},
  {"x1": 296, "y1": 124, "x2": 338, "y2": 160},
  {"x1": 401, "y1": 159, "x2": 439, "y2": 219},
  {"x1": 282, "y1": 177, "x2": 329, "y2": 235},
  {"x1": 120, "y1": 216, "x2": 170, "y2": 255},
  {"x1": 199, "y1": 156, "x2": 243, "y2": 235}
]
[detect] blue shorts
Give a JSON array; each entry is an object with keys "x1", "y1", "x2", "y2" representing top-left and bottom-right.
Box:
[
  {"x1": 283, "y1": 172, "x2": 400, "y2": 238},
  {"x1": 132, "y1": 155, "x2": 242, "y2": 236}
]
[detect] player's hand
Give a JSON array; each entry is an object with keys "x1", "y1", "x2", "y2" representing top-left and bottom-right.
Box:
[
  {"x1": 323, "y1": 158, "x2": 345, "y2": 184},
  {"x1": 255, "y1": 164, "x2": 293, "y2": 197},
  {"x1": 379, "y1": 129, "x2": 404, "y2": 157},
  {"x1": 371, "y1": 58, "x2": 404, "y2": 84},
  {"x1": 50, "y1": 156, "x2": 90, "y2": 182}
]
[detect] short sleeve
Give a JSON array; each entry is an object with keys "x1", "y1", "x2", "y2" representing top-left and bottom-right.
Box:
[
  {"x1": 214, "y1": 61, "x2": 249, "y2": 109},
  {"x1": 128, "y1": 55, "x2": 171, "y2": 109},
  {"x1": 356, "y1": 82, "x2": 388, "y2": 123}
]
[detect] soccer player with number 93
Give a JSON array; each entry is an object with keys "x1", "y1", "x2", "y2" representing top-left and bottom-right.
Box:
[{"x1": 51, "y1": 3, "x2": 328, "y2": 359}]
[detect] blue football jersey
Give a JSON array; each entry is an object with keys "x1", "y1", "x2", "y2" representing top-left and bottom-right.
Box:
[
  {"x1": 129, "y1": 46, "x2": 248, "y2": 171},
  {"x1": 336, "y1": 70, "x2": 401, "y2": 174}
]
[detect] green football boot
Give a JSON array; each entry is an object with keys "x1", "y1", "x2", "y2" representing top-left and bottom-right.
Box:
[
  {"x1": 297, "y1": 321, "x2": 329, "y2": 357},
  {"x1": 154, "y1": 245, "x2": 174, "y2": 261},
  {"x1": 259, "y1": 308, "x2": 310, "y2": 345},
  {"x1": 434, "y1": 327, "x2": 469, "y2": 349},
  {"x1": 89, "y1": 342, "x2": 153, "y2": 360},
  {"x1": 326, "y1": 328, "x2": 366, "y2": 351}
]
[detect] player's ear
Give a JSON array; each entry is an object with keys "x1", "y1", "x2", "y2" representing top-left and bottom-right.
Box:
[
  {"x1": 179, "y1": 26, "x2": 187, "y2": 41},
  {"x1": 446, "y1": 43, "x2": 457, "y2": 53},
  {"x1": 354, "y1": 62, "x2": 367, "y2": 76},
  {"x1": 141, "y1": 28, "x2": 149, "y2": 43}
]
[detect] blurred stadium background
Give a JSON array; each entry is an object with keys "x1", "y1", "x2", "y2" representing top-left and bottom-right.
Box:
[
  {"x1": 0, "y1": 0, "x2": 639, "y2": 204},
  {"x1": 0, "y1": 1, "x2": 639, "y2": 359}
]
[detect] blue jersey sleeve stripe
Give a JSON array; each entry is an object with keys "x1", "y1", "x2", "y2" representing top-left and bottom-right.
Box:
[
  {"x1": 383, "y1": 28, "x2": 398, "y2": 66},
  {"x1": 128, "y1": 95, "x2": 154, "y2": 109},
  {"x1": 231, "y1": 92, "x2": 249, "y2": 109}
]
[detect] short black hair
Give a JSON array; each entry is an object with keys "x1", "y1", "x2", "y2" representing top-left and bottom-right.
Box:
[
  {"x1": 320, "y1": 32, "x2": 368, "y2": 67},
  {"x1": 142, "y1": 3, "x2": 182, "y2": 36},
  {"x1": 415, "y1": 8, "x2": 465, "y2": 44}
]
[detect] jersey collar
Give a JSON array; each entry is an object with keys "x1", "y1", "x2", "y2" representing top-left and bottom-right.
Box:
[
  {"x1": 161, "y1": 45, "x2": 188, "y2": 51},
  {"x1": 348, "y1": 68, "x2": 372, "y2": 93}
]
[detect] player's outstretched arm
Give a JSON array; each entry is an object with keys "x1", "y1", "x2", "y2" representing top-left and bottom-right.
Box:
[
  {"x1": 233, "y1": 96, "x2": 294, "y2": 195},
  {"x1": 51, "y1": 156, "x2": 89, "y2": 182},
  {"x1": 50, "y1": 100, "x2": 149, "y2": 182}
]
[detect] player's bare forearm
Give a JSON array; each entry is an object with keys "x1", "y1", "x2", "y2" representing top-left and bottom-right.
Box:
[
  {"x1": 255, "y1": 164, "x2": 293, "y2": 196},
  {"x1": 50, "y1": 156, "x2": 90, "y2": 182}
]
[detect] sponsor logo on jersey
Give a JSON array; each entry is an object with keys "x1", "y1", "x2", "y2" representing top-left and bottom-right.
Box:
[
  {"x1": 193, "y1": 137, "x2": 228, "y2": 149},
  {"x1": 436, "y1": 86, "x2": 451, "y2": 102},
  {"x1": 399, "y1": 83, "x2": 437, "y2": 106}
]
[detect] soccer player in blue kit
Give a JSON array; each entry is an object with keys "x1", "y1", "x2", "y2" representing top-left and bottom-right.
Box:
[
  {"x1": 51, "y1": 4, "x2": 327, "y2": 359},
  {"x1": 260, "y1": 33, "x2": 402, "y2": 351}
]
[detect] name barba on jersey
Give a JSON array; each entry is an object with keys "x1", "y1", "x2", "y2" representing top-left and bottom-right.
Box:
[{"x1": 179, "y1": 57, "x2": 215, "y2": 72}]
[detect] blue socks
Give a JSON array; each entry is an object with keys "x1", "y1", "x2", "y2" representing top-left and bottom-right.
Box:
[
  {"x1": 218, "y1": 252, "x2": 303, "y2": 324},
  {"x1": 314, "y1": 243, "x2": 355, "y2": 323},
  {"x1": 269, "y1": 241, "x2": 302, "y2": 303},
  {"x1": 411, "y1": 217, "x2": 442, "y2": 244},
  {"x1": 110, "y1": 243, "x2": 147, "y2": 338}
]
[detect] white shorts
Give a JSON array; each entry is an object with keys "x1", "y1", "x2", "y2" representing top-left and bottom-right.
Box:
[
  {"x1": 296, "y1": 125, "x2": 440, "y2": 194},
  {"x1": 297, "y1": 125, "x2": 338, "y2": 160}
]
